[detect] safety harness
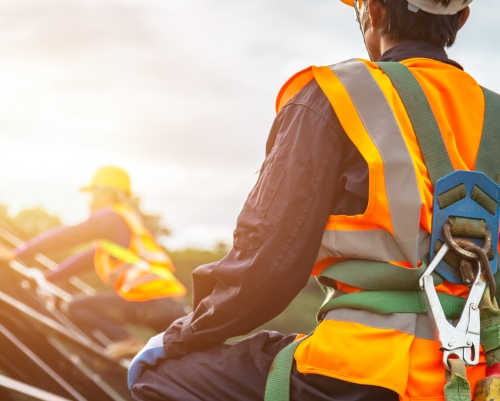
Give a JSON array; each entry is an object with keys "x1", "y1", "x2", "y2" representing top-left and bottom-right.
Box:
[{"x1": 264, "y1": 62, "x2": 500, "y2": 401}]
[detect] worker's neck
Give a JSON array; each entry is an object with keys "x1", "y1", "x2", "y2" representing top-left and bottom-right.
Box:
[{"x1": 373, "y1": 38, "x2": 402, "y2": 61}]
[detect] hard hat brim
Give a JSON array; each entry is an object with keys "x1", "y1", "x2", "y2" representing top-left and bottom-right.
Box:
[
  {"x1": 407, "y1": 0, "x2": 472, "y2": 15},
  {"x1": 340, "y1": 0, "x2": 471, "y2": 14},
  {"x1": 80, "y1": 185, "x2": 131, "y2": 195}
]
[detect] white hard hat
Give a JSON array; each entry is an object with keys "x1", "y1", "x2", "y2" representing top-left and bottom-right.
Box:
[
  {"x1": 406, "y1": 0, "x2": 472, "y2": 15},
  {"x1": 340, "y1": 0, "x2": 472, "y2": 15}
]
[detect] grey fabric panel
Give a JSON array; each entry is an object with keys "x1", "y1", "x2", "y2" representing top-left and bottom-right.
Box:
[
  {"x1": 317, "y1": 228, "x2": 407, "y2": 262},
  {"x1": 324, "y1": 308, "x2": 435, "y2": 341},
  {"x1": 316, "y1": 229, "x2": 430, "y2": 263},
  {"x1": 329, "y1": 59, "x2": 422, "y2": 267}
]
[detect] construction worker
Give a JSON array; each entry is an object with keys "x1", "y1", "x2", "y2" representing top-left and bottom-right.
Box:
[
  {"x1": 128, "y1": 1, "x2": 500, "y2": 400},
  {"x1": 0, "y1": 166, "x2": 188, "y2": 358}
]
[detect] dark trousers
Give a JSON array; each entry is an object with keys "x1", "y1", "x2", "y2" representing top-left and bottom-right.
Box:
[
  {"x1": 66, "y1": 291, "x2": 187, "y2": 342},
  {"x1": 130, "y1": 330, "x2": 399, "y2": 401}
]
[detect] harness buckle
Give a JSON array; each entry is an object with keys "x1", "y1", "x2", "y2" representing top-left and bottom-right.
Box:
[
  {"x1": 421, "y1": 170, "x2": 500, "y2": 370},
  {"x1": 429, "y1": 170, "x2": 500, "y2": 284},
  {"x1": 420, "y1": 243, "x2": 486, "y2": 369}
]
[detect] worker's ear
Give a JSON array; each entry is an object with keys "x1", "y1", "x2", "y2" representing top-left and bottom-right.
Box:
[
  {"x1": 367, "y1": 0, "x2": 387, "y2": 31},
  {"x1": 457, "y1": 6, "x2": 470, "y2": 31}
]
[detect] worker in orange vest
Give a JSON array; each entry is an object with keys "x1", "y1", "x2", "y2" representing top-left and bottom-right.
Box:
[
  {"x1": 1, "y1": 166, "x2": 188, "y2": 359},
  {"x1": 128, "y1": 1, "x2": 500, "y2": 400}
]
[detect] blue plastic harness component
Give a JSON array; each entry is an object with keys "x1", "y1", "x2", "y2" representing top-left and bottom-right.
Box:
[{"x1": 430, "y1": 170, "x2": 500, "y2": 284}]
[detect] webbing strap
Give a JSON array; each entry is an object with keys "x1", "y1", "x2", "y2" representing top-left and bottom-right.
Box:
[
  {"x1": 264, "y1": 336, "x2": 307, "y2": 401},
  {"x1": 317, "y1": 256, "x2": 441, "y2": 292},
  {"x1": 493, "y1": 268, "x2": 500, "y2": 305},
  {"x1": 444, "y1": 359, "x2": 472, "y2": 401},
  {"x1": 480, "y1": 286, "x2": 500, "y2": 364},
  {"x1": 476, "y1": 87, "x2": 500, "y2": 184},
  {"x1": 318, "y1": 290, "x2": 466, "y2": 321},
  {"x1": 378, "y1": 62, "x2": 500, "y2": 186},
  {"x1": 376, "y1": 62, "x2": 454, "y2": 186}
]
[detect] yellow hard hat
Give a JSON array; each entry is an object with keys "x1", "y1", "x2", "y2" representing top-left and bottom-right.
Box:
[
  {"x1": 81, "y1": 166, "x2": 132, "y2": 195},
  {"x1": 339, "y1": 0, "x2": 472, "y2": 15}
]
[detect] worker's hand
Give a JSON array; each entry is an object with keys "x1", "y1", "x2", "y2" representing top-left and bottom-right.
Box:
[
  {"x1": 0, "y1": 243, "x2": 15, "y2": 263},
  {"x1": 127, "y1": 331, "x2": 167, "y2": 389}
]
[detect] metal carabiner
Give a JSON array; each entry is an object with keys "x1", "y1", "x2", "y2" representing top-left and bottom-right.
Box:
[{"x1": 419, "y1": 245, "x2": 486, "y2": 369}]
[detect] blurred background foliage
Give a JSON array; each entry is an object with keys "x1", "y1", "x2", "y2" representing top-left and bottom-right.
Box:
[
  {"x1": 168, "y1": 247, "x2": 324, "y2": 339},
  {"x1": 0, "y1": 203, "x2": 324, "y2": 340}
]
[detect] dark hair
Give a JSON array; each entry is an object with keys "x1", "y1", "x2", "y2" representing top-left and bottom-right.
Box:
[{"x1": 376, "y1": 0, "x2": 467, "y2": 47}]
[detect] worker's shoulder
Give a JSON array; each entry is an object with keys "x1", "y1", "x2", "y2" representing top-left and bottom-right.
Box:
[
  {"x1": 276, "y1": 66, "x2": 315, "y2": 113},
  {"x1": 276, "y1": 58, "x2": 363, "y2": 113},
  {"x1": 89, "y1": 206, "x2": 130, "y2": 228},
  {"x1": 276, "y1": 66, "x2": 336, "y2": 124}
]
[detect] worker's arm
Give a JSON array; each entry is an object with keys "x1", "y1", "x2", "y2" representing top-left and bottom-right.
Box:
[
  {"x1": 162, "y1": 80, "x2": 368, "y2": 359},
  {"x1": 44, "y1": 247, "x2": 95, "y2": 282},
  {"x1": 13, "y1": 208, "x2": 131, "y2": 262}
]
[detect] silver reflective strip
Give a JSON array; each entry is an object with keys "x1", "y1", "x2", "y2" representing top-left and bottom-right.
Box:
[
  {"x1": 316, "y1": 229, "x2": 430, "y2": 263},
  {"x1": 108, "y1": 263, "x2": 133, "y2": 284},
  {"x1": 324, "y1": 308, "x2": 435, "y2": 340},
  {"x1": 115, "y1": 206, "x2": 169, "y2": 263},
  {"x1": 132, "y1": 238, "x2": 169, "y2": 263},
  {"x1": 122, "y1": 273, "x2": 158, "y2": 293},
  {"x1": 329, "y1": 59, "x2": 422, "y2": 266}
]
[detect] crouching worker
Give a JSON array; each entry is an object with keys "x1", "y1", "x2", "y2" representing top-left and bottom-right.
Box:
[
  {"x1": 128, "y1": 0, "x2": 500, "y2": 400},
  {"x1": 0, "y1": 166, "x2": 188, "y2": 359}
]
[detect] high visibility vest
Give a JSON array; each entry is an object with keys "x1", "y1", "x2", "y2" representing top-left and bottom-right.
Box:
[
  {"x1": 94, "y1": 203, "x2": 187, "y2": 301},
  {"x1": 275, "y1": 58, "x2": 497, "y2": 400}
]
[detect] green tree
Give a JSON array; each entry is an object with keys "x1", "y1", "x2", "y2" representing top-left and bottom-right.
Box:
[{"x1": 13, "y1": 207, "x2": 61, "y2": 239}]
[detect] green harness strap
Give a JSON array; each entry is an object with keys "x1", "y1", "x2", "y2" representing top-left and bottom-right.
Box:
[
  {"x1": 264, "y1": 62, "x2": 500, "y2": 401},
  {"x1": 264, "y1": 336, "x2": 307, "y2": 401},
  {"x1": 376, "y1": 62, "x2": 455, "y2": 185},
  {"x1": 476, "y1": 87, "x2": 500, "y2": 184},
  {"x1": 377, "y1": 63, "x2": 500, "y2": 187},
  {"x1": 481, "y1": 84, "x2": 500, "y2": 316}
]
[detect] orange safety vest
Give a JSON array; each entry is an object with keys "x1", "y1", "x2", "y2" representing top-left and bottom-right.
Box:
[
  {"x1": 94, "y1": 203, "x2": 187, "y2": 302},
  {"x1": 276, "y1": 58, "x2": 493, "y2": 400}
]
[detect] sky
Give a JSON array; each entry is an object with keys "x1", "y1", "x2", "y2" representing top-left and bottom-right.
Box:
[{"x1": 0, "y1": 0, "x2": 498, "y2": 250}]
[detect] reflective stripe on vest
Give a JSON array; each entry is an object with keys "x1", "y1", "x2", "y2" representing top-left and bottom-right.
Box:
[
  {"x1": 316, "y1": 59, "x2": 423, "y2": 269},
  {"x1": 323, "y1": 308, "x2": 435, "y2": 341},
  {"x1": 110, "y1": 204, "x2": 171, "y2": 265},
  {"x1": 94, "y1": 203, "x2": 186, "y2": 301}
]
